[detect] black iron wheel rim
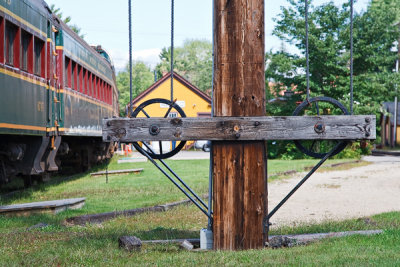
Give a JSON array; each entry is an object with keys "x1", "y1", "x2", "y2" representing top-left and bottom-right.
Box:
[
  {"x1": 292, "y1": 96, "x2": 349, "y2": 159},
  {"x1": 131, "y1": 98, "x2": 187, "y2": 160}
]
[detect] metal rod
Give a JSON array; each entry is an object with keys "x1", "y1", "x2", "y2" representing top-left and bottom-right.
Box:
[
  {"x1": 305, "y1": 0, "x2": 310, "y2": 100},
  {"x1": 142, "y1": 142, "x2": 209, "y2": 211},
  {"x1": 350, "y1": 0, "x2": 354, "y2": 114},
  {"x1": 128, "y1": 0, "x2": 133, "y2": 117},
  {"x1": 266, "y1": 142, "x2": 343, "y2": 221},
  {"x1": 394, "y1": 59, "x2": 398, "y2": 147},
  {"x1": 208, "y1": 0, "x2": 216, "y2": 231},
  {"x1": 207, "y1": 141, "x2": 213, "y2": 229},
  {"x1": 139, "y1": 145, "x2": 211, "y2": 219},
  {"x1": 170, "y1": 0, "x2": 174, "y2": 102}
]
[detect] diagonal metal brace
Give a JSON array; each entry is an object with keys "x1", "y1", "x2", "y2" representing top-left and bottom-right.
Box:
[
  {"x1": 264, "y1": 142, "x2": 343, "y2": 232},
  {"x1": 137, "y1": 142, "x2": 212, "y2": 220}
]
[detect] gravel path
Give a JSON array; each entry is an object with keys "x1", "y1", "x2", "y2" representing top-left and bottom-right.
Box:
[{"x1": 268, "y1": 156, "x2": 400, "y2": 227}]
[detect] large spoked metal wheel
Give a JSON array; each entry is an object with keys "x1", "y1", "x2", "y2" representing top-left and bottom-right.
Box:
[
  {"x1": 292, "y1": 96, "x2": 349, "y2": 159},
  {"x1": 131, "y1": 98, "x2": 187, "y2": 160}
]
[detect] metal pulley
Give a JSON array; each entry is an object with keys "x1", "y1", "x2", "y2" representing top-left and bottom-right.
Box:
[
  {"x1": 292, "y1": 96, "x2": 349, "y2": 159},
  {"x1": 131, "y1": 98, "x2": 187, "y2": 159}
]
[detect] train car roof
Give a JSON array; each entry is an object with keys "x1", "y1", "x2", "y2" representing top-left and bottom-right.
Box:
[
  {"x1": 31, "y1": 0, "x2": 52, "y2": 15},
  {"x1": 56, "y1": 18, "x2": 115, "y2": 70}
]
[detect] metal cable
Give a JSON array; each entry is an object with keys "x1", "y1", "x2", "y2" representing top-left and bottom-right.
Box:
[
  {"x1": 305, "y1": 0, "x2": 310, "y2": 100},
  {"x1": 170, "y1": 0, "x2": 174, "y2": 102},
  {"x1": 208, "y1": 0, "x2": 215, "y2": 231},
  {"x1": 350, "y1": 0, "x2": 354, "y2": 114},
  {"x1": 128, "y1": 0, "x2": 133, "y2": 117}
]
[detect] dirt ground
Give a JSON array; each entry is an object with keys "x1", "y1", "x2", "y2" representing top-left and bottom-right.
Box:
[{"x1": 268, "y1": 156, "x2": 400, "y2": 227}]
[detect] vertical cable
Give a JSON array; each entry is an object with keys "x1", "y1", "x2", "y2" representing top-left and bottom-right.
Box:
[
  {"x1": 305, "y1": 0, "x2": 310, "y2": 100},
  {"x1": 128, "y1": 0, "x2": 133, "y2": 117},
  {"x1": 350, "y1": 0, "x2": 354, "y2": 114},
  {"x1": 208, "y1": 0, "x2": 215, "y2": 230},
  {"x1": 170, "y1": 0, "x2": 174, "y2": 102}
]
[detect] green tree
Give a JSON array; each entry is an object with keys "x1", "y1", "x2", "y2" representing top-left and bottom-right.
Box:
[
  {"x1": 155, "y1": 39, "x2": 212, "y2": 93},
  {"x1": 267, "y1": 0, "x2": 400, "y2": 115},
  {"x1": 50, "y1": 4, "x2": 85, "y2": 39},
  {"x1": 266, "y1": 0, "x2": 400, "y2": 158},
  {"x1": 117, "y1": 61, "x2": 154, "y2": 116}
]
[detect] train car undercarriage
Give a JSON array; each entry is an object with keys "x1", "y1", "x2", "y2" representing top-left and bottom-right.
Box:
[{"x1": 0, "y1": 135, "x2": 114, "y2": 187}]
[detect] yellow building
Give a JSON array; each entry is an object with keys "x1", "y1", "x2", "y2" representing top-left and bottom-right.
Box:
[{"x1": 127, "y1": 72, "x2": 211, "y2": 150}]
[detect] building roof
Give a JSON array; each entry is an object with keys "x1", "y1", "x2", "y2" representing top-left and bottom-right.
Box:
[
  {"x1": 127, "y1": 72, "x2": 211, "y2": 109},
  {"x1": 382, "y1": 102, "x2": 400, "y2": 126}
]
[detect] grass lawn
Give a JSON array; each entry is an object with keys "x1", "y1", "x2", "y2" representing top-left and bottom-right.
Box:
[{"x1": 1, "y1": 157, "x2": 397, "y2": 266}]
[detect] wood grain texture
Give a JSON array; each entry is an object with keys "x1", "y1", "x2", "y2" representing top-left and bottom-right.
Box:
[
  {"x1": 102, "y1": 115, "x2": 376, "y2": 142},
  {"x1": 212, "y1": 0, "x2": 267, "y2": 250}
]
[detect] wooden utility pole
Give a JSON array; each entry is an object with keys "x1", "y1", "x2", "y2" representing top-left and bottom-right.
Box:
[
  {"x1": 102, "y1": 0, "x2": 376, "y2": 252},
  {"x1": 212, "y1": 0, "x2": 267, "y2": 250}
]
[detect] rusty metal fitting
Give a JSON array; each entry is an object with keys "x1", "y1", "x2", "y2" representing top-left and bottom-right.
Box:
[
  {"x1": 149, "y1": 125, "x2": 160, "y2": 136},
  {"x1": 314, "y1": 123, "x2": 325, "y2": 134}
]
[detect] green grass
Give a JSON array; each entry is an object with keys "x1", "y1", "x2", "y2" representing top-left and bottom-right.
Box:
[{"x1": 1, "y1": 157, "x2": 396, "y2": 266}]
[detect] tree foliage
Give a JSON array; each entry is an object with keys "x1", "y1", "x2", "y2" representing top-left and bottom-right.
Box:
[
  {"x1": 116, "y1": 61, "x2": 154, "y2": 116},
  {"x1": 266, "y1": 0, "x2": 400, "y2": 158},
  {"x1": 267, "y1": 0, "x2": 400, "y2": 116},
  {"x1": 50, "y1": 4, "x2": 85, "y2": 39},
  {"x1": 155, "y1": 39, "x2": 212, "y2": 93}
]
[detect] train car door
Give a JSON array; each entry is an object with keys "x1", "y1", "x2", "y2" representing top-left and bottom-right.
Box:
[
  {"x1": 44, "y1": 21, "x2": 62, "y2": 171},
  {"x1": 46, "y1": 22, "x2": 63, "y2": 133}
]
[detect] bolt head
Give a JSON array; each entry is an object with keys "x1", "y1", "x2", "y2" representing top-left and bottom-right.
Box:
[
  {"x1": 149, "y1": 125, "x2": 160, "y2": 136},
  {"x1": 365, "y1": 117, "x2": 371, "y2": 123},
  {"x1": 314, "y1": 123, "x2": 325, "y2": 134}
]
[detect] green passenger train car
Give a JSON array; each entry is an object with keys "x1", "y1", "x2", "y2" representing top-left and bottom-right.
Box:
[{"x1": 0, "y1": 0, "x2": 119, "y2": 185}]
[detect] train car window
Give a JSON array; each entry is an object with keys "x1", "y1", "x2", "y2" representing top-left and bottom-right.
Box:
[
  {"x1": 108, "y1": 85, "x2": 111, "y2": 104},
  {"x1": 79, "y1": 66, "x2": 84, "y2": 93},
  {"x1": 96, "y1": 76, "x2": 99, "y2": 99},
  {"x1": 92, "y1": 74, "x2": 96, "y2": 98},
  {"x1": 101, "y1": 80, "x2": 104, "y2": 102},
  {"x1": 77, "y1": 65, "x2": 81, "y2": 92},
  {"x1": 21, "y1": 30, "x2": 33, "y2": 72},
  {"x1": 65, "y1": 57, "x2": 71, "y2": 88},
  {"x1": 71, "y1": 61, "x2": 76, "y2": 90},
  {"x1": 87, "y1": 71, "x2": 92, "y2": 96},
  {"x1": 0, "y1": 18, "x2": 4, "y2": 63},
  {"x1": 83, "y1": 68, "x2": 87, "y2": 95},
  {"x1": 34, "y1": 38, "x2": 44, "y2": 76},
  {"x1": 5, "y1": 21, "x2": 18, "y2": 66}
]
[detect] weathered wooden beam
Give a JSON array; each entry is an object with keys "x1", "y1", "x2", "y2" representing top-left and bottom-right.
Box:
[{"x1": 102, "y1": 115, "x2": 376, "y2": 142}]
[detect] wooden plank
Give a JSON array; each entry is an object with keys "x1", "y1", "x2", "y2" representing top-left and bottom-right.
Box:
[
  {"x1": 0, "y1": 198, "x2": 86, "y2": 215},
  {"x1": 90, "y1": 168, "x2": 143, "y2": 177},
  {"x1": 212, "y1": 0, "x2": 267, "y2": 250},
  {"x1": 103, "y1": 115, "x2": 376, "y2": 142},
  {"x1": 64, "y1": 197, "x2": 206, "y2": 225}
]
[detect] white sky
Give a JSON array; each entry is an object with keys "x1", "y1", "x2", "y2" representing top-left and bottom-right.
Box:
[{"x1": 45, "y1": 0, "x2": 369, "y2": 72}]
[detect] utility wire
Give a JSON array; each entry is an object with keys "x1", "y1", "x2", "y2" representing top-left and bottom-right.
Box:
[
  {"x1": 170, "y1": 0, "x2": 174, "y2": 102},
  {"x1": 128, "y1": 0, "x2": 133, "y2": 117},
  {"x1": 350, "y1": 0, "x2": 354, "y2": 115},
  {"x1": 305, "y1": 0, "x2": 310, "y2": 100}
]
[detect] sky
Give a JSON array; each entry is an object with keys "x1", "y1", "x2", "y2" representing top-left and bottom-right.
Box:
[{"x1": 45, "y1": 0, "x2": 370, "y2": 72}]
